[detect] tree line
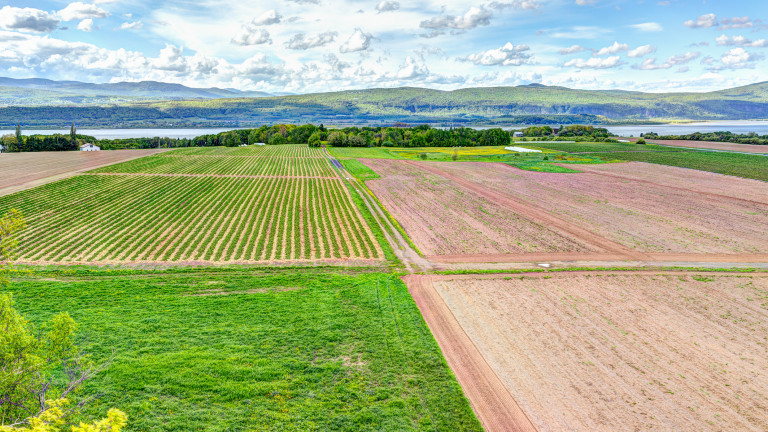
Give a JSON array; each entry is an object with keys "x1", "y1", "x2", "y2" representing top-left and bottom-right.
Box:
[{"x1": 641, "y1": 131, "x2": 768, "y2": 146}]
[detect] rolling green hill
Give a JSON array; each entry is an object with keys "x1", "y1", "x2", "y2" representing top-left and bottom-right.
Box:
[{"x1": 1, "y1": 80, "x2": 768, "y2": 127}]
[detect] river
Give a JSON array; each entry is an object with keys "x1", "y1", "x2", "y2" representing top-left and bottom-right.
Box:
[{"x1": 3, "y1": 121, "x2": 768, "y2": 139}]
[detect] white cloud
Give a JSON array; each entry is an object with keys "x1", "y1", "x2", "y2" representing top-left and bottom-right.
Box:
[
  {"x1": 633, "y1": 52, "x2": 700, "y2": 70},
  {"x1": 120, "y1": 21, "x2": 143, "y2": 30},
  {"x1": 564, "y1": 56, "x2": 623, "y2": 69},
  {"x1": 77, "y1": 18, "x2": 93, "y2": 32},
  {"x1": 58, "y1": 2, "x2": 109, "y2": 21},
  {"x1": 558, "y1": 45, "x2": 585, "y2": 55},
  {"x1": 252, "y1": 10, "x2": 281, "y2": 26},
  {"x1": 231, "y1": 26, "x2": 271, "y2": 46},
  {"x1": 630, "y1": 22, "x2": 662, "y2": 32},
  {"x1": 375, "y1": 1, "x2": 399, "y2": 13},
  {"x1": 339, "y1": 28, "x2": 372, "y2": 53},
  {"x1": 420, "y1": 6, "x2": 492, "y2": 31},
  {"x1": 464, "y1": 42, "x2": 532, "y2": 66},
  {"x1": 719, "y1": 16, "x2": 753, "y2": 30},
  {"x1": 0, "y1": 6, "x2": 60, "y2": 33},
  {"x1": 593, "y1": 41, "x2": 629, "y2": 56},
  {"x1": 684, "y1": 13, "x2": 717, "y2": 29},
  {"x1": 286, "y1": 31, "x2": 337, "y2": 50},
  {"x1": 716, "y1": 35, "x2": 768, "y2": 48},
  {"x1": 396, "y1": 56, "x2": 428, "y2": 79},
  {"x1": 718, "y1": 47, "x2": 762, "y2": 69},
  {"x1": 575, "y1": 0, "x2": 595, "y2": 5},
  {"x1": 489, "y1": 1, "x2": 541, "y2": 10},
  {"x1": 627, "y1": 45, "x2": 656, "y2": 58}
]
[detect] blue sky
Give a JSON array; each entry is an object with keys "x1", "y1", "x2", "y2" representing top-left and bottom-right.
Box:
[{"x1": 0, "y1": 0, "x2": 766, "y2": 93}]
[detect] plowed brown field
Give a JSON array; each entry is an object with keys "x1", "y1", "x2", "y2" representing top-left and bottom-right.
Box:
[
  {"x1": 417, "y1": 272, "x2": 768, "y2": 432},
  {"x1": 414, "y1": 161, "x2": 768, "y2": 255},
  {"x1": 634, "y1": 139, "x2": 768, "y2": 154},
  {"x1": 0, "y1": 149, "x2": 168, "y2": 196},
  {"x1": 360, "y1": 158, "x2": 599, "y2": 256}
]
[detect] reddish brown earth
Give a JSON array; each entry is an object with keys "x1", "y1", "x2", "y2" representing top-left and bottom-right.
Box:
[
  {"x1": 425, "y1": 161, "x2": 768, "y2": 255},
  {"x1": 404, "y1": 274, "x2": 538, "y2": 432},
  {"x1": 627, "y1": 138, "x2": 768, "y2": 154},
  {"x1": 413, "y1": 272, "x2": 768, "y2": 432},
  {"x1": 361, "y1": 158, "x2": 603, "y2": 256},
  {"x1": 0, "y1": 149, "x2": 168, "y2": 196}
]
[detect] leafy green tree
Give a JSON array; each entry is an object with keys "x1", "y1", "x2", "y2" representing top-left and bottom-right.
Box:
[
  {"x1": 15, "y1": 124, "x2": 21, "y2": 147},
  {"x1": 69, "y1": 124, "x2": 76, "y2": 145},
  {"x1": 1, "y1": 210, "x2": 123, "y2": 430},
  {"x1": 268, "y1": 134, "x2": 287, "y2": 145},
  {"x1": 307, "y1": 131, "x2": 323, "y2": 148}
]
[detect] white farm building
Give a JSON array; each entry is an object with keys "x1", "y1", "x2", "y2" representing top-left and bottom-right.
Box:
[{"x1": 80, "y1": 143, "x2": 100, "y2": 151}]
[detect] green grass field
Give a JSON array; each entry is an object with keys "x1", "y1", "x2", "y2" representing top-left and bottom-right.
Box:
[
  {"x1": 339, "y1": 159, "x2": 381, "y2": 180},
  {"x1": 9, "y1": 267, "x2": 481, "y2": 431},
  {"x1": 0, "y1": 145, "x2": 385, "y2": 263},
  {"x1": 520, "y1": 141, "x2": 686, "y2": 153},
  {"x1": 329, "y1": 147, "x2": 399, "y2": 159}
]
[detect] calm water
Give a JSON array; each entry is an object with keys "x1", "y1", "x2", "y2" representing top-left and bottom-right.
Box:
[
  {"x1": 0, "y1": 128, "x2": 248, "y2": 139},
  {"x1": 3, "y1": 121, "x2": 768, "y2": 139}
]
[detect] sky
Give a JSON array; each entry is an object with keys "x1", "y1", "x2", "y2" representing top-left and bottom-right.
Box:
[{"x1": 0, "y1": 0, "x2": 766, "y2": 94}]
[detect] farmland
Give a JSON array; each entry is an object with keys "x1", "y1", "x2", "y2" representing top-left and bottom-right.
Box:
[
  {"x1": 527, "y1": 141, "x2": 768, "y2": 181},
  {"x1": 359, "y1": 158, "x2": 598, "y2": 256},
  {"x1": 642, "y1": 139, "x2": 768, "y2": 154},
  {"x1": 362, "y1": 159, "x2": 768, "y2": 260},
  {"x1": 8, "y1": 267, "x2": 481, "y2": 431},
  {"x1": 0, "y1": 145, "x2": 383, "y2": 264},
  {"x1": 408, "y1": 272, "x2": 768, "y2": 432},
  {"x1": 0, "y1": 148, "x2": 168, "y2": 197}
]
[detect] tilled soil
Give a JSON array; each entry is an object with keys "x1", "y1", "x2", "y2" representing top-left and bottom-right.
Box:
[
  {"x1": 426, "y1": 161, "x2": 768, "y2": 254},
  {"x1": 0, "y1": 149, "x2": 168, "y2": 196},
  {"x1": 429, "y1": 272, "x2": 768, "y2": 432},
  {"x1": 361, "y1": 158, "x2": 601, "y2": 256}
]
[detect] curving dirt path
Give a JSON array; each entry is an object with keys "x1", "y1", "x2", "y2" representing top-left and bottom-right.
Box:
[{"x1": 403, "y1": 274, "x2": 538, "y2": 432}]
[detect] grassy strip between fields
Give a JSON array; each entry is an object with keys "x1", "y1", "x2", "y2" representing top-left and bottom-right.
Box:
[
  {"x1": 7, "y1": 267, "x2": 482, "y2": 432},
  {"x1": 339, "y1": 159, "x2": 381, "y2": 180},
  {"x1": 343, "y1": 180, "x2": 401, "y2": 267}
]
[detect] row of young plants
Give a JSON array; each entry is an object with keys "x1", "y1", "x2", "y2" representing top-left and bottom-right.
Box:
[
  {"x1": 0, "y1": 175, "x2": 382, "y2": 263},
  {"x1": 92, "y1": 150, "x2": 336, "y2": 177}
]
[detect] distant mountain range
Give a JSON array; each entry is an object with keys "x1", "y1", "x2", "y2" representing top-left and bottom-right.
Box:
[
  {"x1": 0, "y1": 77, "x2": 274, "y2": 104},
  {"x1": 1, "y1": 78, "x2": 767, "y2": 127}
]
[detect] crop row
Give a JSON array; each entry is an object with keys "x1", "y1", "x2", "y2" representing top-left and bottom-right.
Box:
[
  {"x1": 91, "y1": 154, "x2": 336, "y2": 177},
  {"x1": 159, "y1": 144, "x2": 322, "y2": 157},
  {"x1": 0, "y1": 175, "x2": 383, "y2": 263}
]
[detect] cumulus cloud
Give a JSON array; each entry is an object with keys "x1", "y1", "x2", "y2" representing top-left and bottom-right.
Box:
[
  {"x1": 575, "y1": 0, "x2": 595, "y2": 5},
  {"x1": 420, "y1": 6, "x2": 492, "y2": 31},
  {"x1": 252, "y1": 10, "x2": 282, "y2": 26},
  {"x1": 716, "y1": 35, "x2": 768, "y2": 48},
  {"x1": 0, "y1": 6, "x2": 60, "y2": 33},
  {"x1": 285, "y1": 31, "x2": 336, "y2": 49},
  {"x1": 558, "y1": 45, "x2": 585, "y2": 55},
  {"x1": 58, "y1": 2, "x2": 109, "y2": 21},
  {"x1": 633, "y1": 52, "x2": 700, "y2": 70},
  {"x1": 719, "y1": 16, "x2": 753, "y2": 30},
  {"x1": 489, "y1": 1, "x2": 541, "y2": 10},
  {"x1": 120, "y1": 20, "x2": 143, "y2": 30},
  {"x1": 627, "y1": 45, "x2": 656, "y2": 58},
  {"x1": 717, "y1": 47, "x2": 763, "y2": 69},
  {"x1": 684, "y1": 13, "x2": 717, "y2": 29},
  {"x1": 630, "y1": 22, "x2": 662, "y2": 32},
  {"x1": 564, "y1": 56, "x2": 623, "y2": 69},
  {"x1": 464, "y1": 42, "x2": 532, "y2": 66},
  {"x1": 231, "y1": 26, "x2": 271, "y2": 45},
  {"x1": 396, "y1": 56, "x2": 429, "y2": 79},
  {"x1": 593, "y1": 41, "x2": 629, "y2": 56},
  {"x1": 375, "y1": 1, "x2": 399, "y2": 13},
  {"x1": 339, "y1": 28, "x2": 372, "y2": 53},
  {"x1": 77, "y1": 18, "x2": 93, "y2": 32}
]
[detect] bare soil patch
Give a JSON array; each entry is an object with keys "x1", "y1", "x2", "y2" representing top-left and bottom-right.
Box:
[
  {"x1": 0, "y1": 149, "x2": 168, "y2": 196},
  {"x1": 427, "y1": 272, "x2": 768, "y2": 432},
  {"x1": 429, "y1": 161, "x2": 768, "y2": 254},
  {"x1": 629, "y1": 138, "x2": 768, "y2": 154},
  {"x1": 361, "y1": 158, "x2": 599, "y2": 256}
]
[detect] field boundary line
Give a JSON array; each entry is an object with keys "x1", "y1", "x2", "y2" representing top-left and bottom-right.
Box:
[
  {"x1": 81, "y1": 172, "x2": 339, "y2": 179},
  {"x1": 427, "y1": 252, "x2": 768, "y2": 264},
  {"x1": 403, "y1": 274, "x2": 538, "y2": 432}
]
